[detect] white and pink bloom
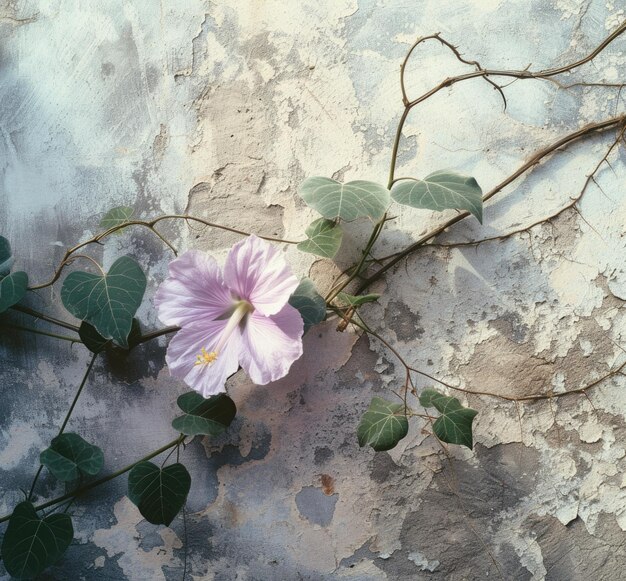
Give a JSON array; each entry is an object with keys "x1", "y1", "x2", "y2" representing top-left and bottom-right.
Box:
[{"x1": 155, "y1": 235, "x2": 304, "y2": 397}]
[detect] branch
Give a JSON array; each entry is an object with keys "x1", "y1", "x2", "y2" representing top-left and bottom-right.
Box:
[
  {"x1": 350, "y1": 311, "x2": 626, "y2": 405},
  {"x1": 384, "y1": 124, "x2": 626, "y2": 252},
  {"x1": 28, "y1": 215, "x2": 301, "y2": 291},
  {"x1": 28, "y1": 353, "x2": 98, "y2": 501},
  {"x1": 357, "y1": 114, "x2": 626, "y2": 293},
  {"x1": 401, "y1": 33, "x2": 507, "y2": 110},
  {"x1": 403, "y1": 22, "x2": 626, "y2": 109}
]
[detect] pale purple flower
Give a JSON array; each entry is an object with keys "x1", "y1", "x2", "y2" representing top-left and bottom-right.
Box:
[{"x1": 154, "y1": 235, "x2": 304, "y2": 397}]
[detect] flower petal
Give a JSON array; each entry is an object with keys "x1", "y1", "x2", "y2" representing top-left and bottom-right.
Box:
[
  {"x1": 165, "y1": 319, "x2": 241, "y2": 397},
  {"x1": 155, "y1": 250, "x2": 234, "y2": 327},
  {"x1": 239, "y1": 303, "x2": 303, "y2": 385},
  {"x1": 223, "y1": 235, "x2": 299, "y2": 317}
]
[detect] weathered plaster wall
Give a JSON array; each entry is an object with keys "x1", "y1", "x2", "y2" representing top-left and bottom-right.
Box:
[{"x1": 1, "y1": 1, "x2": 626, "y2": 579}]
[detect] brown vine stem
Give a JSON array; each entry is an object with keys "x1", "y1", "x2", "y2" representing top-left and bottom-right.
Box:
[
  {"x1": 356, "y1": 114, "x2": 626, "y2": 295},
  {"x1": 400, "y1": 33, "x2": 507, "y2": 109},
  {"x1": 68, "y1": 254, "x2": 105, "y2": 275},
  {"x1": 8, "y1": 303, "x2": 178, "y2": 346},
  {"x1": 379, "y1": 123, "x2": 626, "y2": 254},
  {"x1": 414, "y1": 359, "x2": 626, "y2": 404},
  {"x1": 349, "y1": 303, "x2": 509, "y2": 578},
  {"x1": 28, "y1": 215, "x2": 301, "y2": 291},
  {"x1": 403, "y1": 22, "x2": 626, "y2": 109},
  {"x1": 348, "y1": 310, "x2": 626, "y2": 405}
]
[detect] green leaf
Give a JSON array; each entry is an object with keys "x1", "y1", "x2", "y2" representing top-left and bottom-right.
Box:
[
  {"x1": 288, "y1": 278, "x2": 326, "y2": 332},
  {"x1": 336, "y1": 292, "x2": 380, "y2": 307},
  {"x1": 299, "y1": 177, "x2": 390, "y2": 222},
  {"x1": 391, "y1": 170, "x2": 483, "y2": 223},
  {"x1": 0, "y1": 272, "x2": 28, "y2": 314},
  {"x1": 1, "y1": 501, "x2": 73, "y2": 579},
  {"x1": 357, "y1": 397, "x2": 409, "y2": 452},
  {"x1": 100, "y1": 206, "x2": 134, "y2": 231},
  {"x1": 297, "y1": 218, "x2": 343, "y2": 258},
  {"x1": 79, "y1": 322, "x2": 110, "y2": 353},
  {"x1": 172, "y1": 392, "x2": 237, "y2": 437},
  {"x1": 128, "y1": 462, "x2": 191, "y2": 526},
  {"x1": 0, "y1": 235, "x2": 13, "y2": 277},
  {"x1": 61, "y1": 256, "x2": 146, "y2": 348},
  {"x1": 419, "y1": 388, "x2": 478, "y2": 449},
  {"x1": 40, "y1": 433, "x2": 104, "y2": 482}
]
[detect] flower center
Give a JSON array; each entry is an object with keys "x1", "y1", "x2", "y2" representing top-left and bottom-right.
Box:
[{"x1": 194, "y1": 300, "x2": 253, "y2": 367}]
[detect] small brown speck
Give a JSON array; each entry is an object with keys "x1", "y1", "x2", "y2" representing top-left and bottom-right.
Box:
[{"x1": 320, "y1": 474, "x2": 335, "y2": 495}]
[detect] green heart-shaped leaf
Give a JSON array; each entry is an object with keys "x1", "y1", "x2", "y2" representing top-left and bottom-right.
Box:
[
  {"x1": 61, "y1": 256, "x2": 146, "y2": 348},
  {"x1": 1, "y1": 501, "x2": 73, "y2": 579},
  {"x1": 0, "y1": 272, "x2": 28, "y2": 314},
  {"x1": 128, "y1": 462, "x2": 191, "y2": 526},
  {"x1": 299, "y1": 177, "x2": 390, "y2": 222},
  {"x1": 336, "y1": 292, "x2": 380, "y2": 307},
  {"x1": 419, "y1": 388, "x2": 478, "y2": 449},
  {"x1": 172, "y1": 392, "x2": 237, "y2": 436},
  {"x1": 391, "y1": 170, "x2": 483, "y2": 223},
  {"x1": 288, "y1": 278, "x2": 326, "y2": 332},
  {"x1": 357, "y1": 397, "x2": 408, "y2": 452},
  {"x1": 0, "y1": 235, "x2": 13, "y2": 277},
  {"x1": 100, "y1": 206, "x2": 134, "y2": 231},
  {"x1": 297, "y1": 218, "x2": 343, "y2": 258},
  {"x1": 40, "y1": 433, "x2": 104, "y2": 482}
]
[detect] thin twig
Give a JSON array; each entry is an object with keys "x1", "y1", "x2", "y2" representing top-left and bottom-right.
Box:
[
  {"x1": 29, "y1": 215, "x2": 301, "y2": 291},
  {"x1": 345, "y1": 308, "x2": 626, "y2": 404},
  {"x1": 403, "y1": 22, "x2": 626, "y2": 109},
  {"x1": 403, "y1": 33, "x2": 507, "y2": 110}
]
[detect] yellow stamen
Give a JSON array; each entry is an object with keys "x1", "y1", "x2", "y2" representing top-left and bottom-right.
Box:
[
  {"x1": 195, "y1": 347, "x2": 218, "y2": 366},
  {"x1": 194, "y1": 300, "x2": 254, "y2": 367}
]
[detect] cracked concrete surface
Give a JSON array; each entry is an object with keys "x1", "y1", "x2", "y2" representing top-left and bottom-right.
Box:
[{"x1": 2, "y1": 1, "x2": 626, "y2": 579}]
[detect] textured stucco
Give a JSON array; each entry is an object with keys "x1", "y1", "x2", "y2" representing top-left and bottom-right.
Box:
[{"x1": 2, "y1": 1, "x2": 626, "y2": 579}]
